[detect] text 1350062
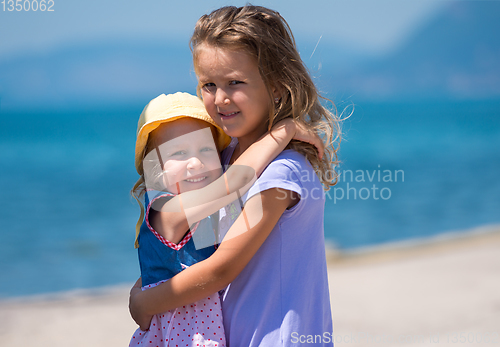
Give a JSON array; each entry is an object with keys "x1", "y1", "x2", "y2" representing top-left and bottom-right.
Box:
[{"x1": 2, "y1": 0, "x2": 54, "y2": 11}]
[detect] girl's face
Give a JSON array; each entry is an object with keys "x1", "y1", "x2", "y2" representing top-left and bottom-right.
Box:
[
  {"x1": 148, "y1": 118, "x2": 222, "y2": 194},
  {"x1": 196, "y1": 45, "x2": 276, "y2": 145}
]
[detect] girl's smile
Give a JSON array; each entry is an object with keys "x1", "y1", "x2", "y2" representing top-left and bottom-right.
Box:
[{"x1": 196, "y1": 45, "x2": 279, "y2": 151}]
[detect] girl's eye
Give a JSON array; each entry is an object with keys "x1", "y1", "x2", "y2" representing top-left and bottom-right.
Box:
[
  {"x1": 202, "y1": 82, "x2": 216, "y2": 90},
  {"x1": 200, "y1": 147, "x2": 215, "y2": 152},
  {"x1": 172, "y1": 150, "x2": 186, "y2": 156},
  {"x1": 229, "y1": 80, "x2": 243, "y2": 85}
]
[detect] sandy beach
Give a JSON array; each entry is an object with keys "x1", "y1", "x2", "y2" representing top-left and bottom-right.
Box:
[{"x1": 1, "y1": 225, "x2": 499, "y2": 347}]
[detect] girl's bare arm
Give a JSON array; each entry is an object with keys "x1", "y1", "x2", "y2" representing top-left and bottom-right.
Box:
[
  {"x1": 130, "y1": 187, "x2": 296, "y2": 330},
  {"x1": 152, "y1": 119, "x2": 321, "y2": 243}
]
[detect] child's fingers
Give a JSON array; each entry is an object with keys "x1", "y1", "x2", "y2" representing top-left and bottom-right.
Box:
[
  {"x1": 312, "y1": 134, "x2": 324, "y2": 160},
  {"x1": 316, "y1": 140, "x2": 324, "y2": 160},
  {"x1": 131, "y1": 277, "x2": 142, "y2": 291},
  {"x1": 293, "y1": 120, "x2": 324, "y2": 160}
]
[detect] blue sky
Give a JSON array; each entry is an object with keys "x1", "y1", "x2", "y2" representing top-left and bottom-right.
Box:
[{"x1": 0, "y1": 0, "x2": 446, "y2": 59}]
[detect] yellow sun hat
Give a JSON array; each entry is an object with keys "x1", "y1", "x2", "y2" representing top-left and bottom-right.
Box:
[{"x1": 135, "y1": 92, "x2": 231, "y2": 174}]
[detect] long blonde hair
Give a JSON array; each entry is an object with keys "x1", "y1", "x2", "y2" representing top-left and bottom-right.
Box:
[
  {"x1": 190, "y1": 5, "x2": 341, "y2": 189},
  {"x1": 130, "y1": 132, "x2": 163, "y2": 247},
  {"x1": 130, "y1": 132, "x2": 164, "y2": 209}
]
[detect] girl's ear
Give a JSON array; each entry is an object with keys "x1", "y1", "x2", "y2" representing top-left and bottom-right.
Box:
[{"x1": 272, "y1": 84, "x2": 283, "y2": 101}]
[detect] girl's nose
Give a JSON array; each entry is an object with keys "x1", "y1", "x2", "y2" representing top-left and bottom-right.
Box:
[
  {"x1": 186, "y1": 156, "x2": 204, "y2": 170},
  {"x1": 214, "y1": 88, "x2": 230, "y2": 106}
]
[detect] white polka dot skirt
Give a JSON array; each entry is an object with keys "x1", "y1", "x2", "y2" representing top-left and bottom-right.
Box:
[{"x1": 129, "y1": 282, "x2": 226, "y2": 347}]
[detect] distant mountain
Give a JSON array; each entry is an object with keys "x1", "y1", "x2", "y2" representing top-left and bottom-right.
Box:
[
  {"x1": 1, "y1": 1, "x2": 499, "y2": 111},
  {"x1": 328, "y1": 1, "x2": 500, "y2": 100},
  {"x1": 0, "y1": 35, "x2": 370, "y2": 111},
  {"x1": 0, "y1": 40, "x2": 197, "y2": 111},
  {"x1": 1, "y1": 33, "x2": 374, "y2": 112}
]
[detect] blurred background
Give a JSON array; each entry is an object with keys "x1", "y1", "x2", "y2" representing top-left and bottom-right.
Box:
[{"x1": 0, "y1": 0, "x2": 499, "y2": 297}]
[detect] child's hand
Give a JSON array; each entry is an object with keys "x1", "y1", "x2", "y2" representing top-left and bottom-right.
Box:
[
  {"x1": 129, "y1": 278, "x2": 153, "y2": 331},
  {"x1": 274, "y1": 119, "x2": 324, "y2": 160}
]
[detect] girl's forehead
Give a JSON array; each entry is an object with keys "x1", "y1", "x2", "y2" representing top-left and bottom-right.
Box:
[
  {"x1": 153, "y1": 119, "x2": 213, "y2": 144},
  {"x1": 196, "y1": 45, "x2": 253, "y2": 65},
  {"x1": 195, "y1": 46, "x2": 257, "y2": 78},
  {"x1": 162, "y1": 127, "x2": 214, "y2": 148}
]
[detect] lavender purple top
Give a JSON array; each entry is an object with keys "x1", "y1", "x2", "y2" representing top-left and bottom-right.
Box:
[{"x1": 220, "y1": 138, "x2": 333, "y2": 347}]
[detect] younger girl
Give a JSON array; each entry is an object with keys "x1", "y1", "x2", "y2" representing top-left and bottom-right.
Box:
[
  {"x1": 130, "y1": 92, "x2": 322, "y2": 346},
  {"x1": 130, "y1": 5, "x2": 340, "y2": 347}
]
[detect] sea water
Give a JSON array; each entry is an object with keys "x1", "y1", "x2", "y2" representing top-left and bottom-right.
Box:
[
  {"x1": 326, "y1": 100, "x2": 500, "y2": 247},
  {"x1": 1, "y1": 100, "x2": 499, "y2": 297}
]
